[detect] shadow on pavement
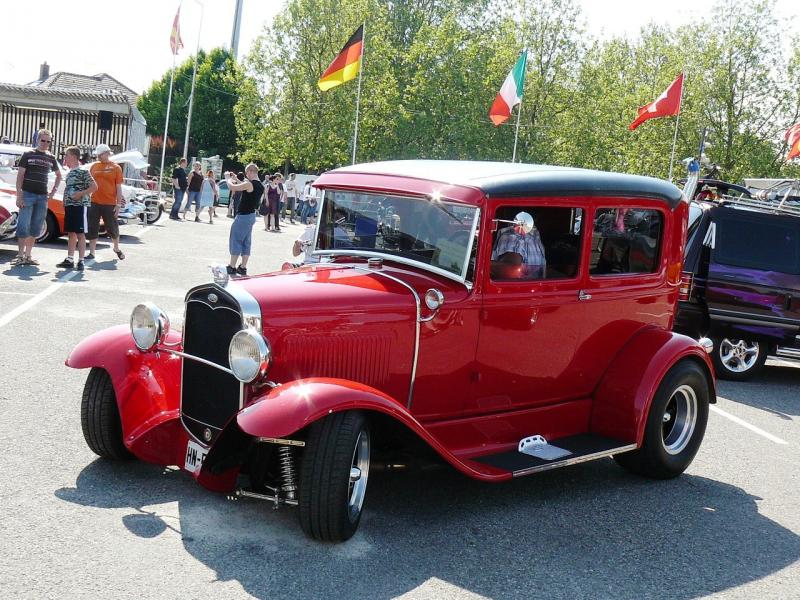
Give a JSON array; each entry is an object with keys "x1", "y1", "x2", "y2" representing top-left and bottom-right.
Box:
[
  {"x1": 56, "y1": 457, "x2": 800, "y2": 599},
  {"x1": 717, "y1": 363, "x2": 800, "y2": 418}
]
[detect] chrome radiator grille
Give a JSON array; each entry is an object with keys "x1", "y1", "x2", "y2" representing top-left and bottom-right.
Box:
[{"x1": 180, "y1": 286, "x2": 243, "y2": 445}]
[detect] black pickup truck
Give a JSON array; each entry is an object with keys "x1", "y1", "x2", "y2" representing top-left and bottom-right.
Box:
[{"x1": 674, "y1": 183, "x2": 800, "y2": 380}]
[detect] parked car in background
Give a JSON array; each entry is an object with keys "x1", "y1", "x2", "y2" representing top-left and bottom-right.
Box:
[
  {"x1": 675, "y1": 190, "x2": 800, "y2": 380},
  {"x1": 67, "y1": 161, "x2": 714, "y2": 541},
  {"x1": 0, "y1": 143, "x2": 163, "y2": 240},
  {"x1": 0, "y1": 189, "x2": 16, "y2": 240}
]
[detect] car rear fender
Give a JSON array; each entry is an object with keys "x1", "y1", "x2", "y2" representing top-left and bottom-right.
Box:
[
  {"x1": 236, "y1": 378, "x2": 511, "y2": 481},
  {"x1": 590, "y1": 326, "x2": 716, "y2": 446}
]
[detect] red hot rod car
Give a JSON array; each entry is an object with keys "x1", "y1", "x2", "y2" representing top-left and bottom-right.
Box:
[{"x1": 67, "y1": 161, "x2": 715, "y2": 541}]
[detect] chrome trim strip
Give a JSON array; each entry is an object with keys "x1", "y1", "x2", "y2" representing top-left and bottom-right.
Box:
[
  {"x1": 257, "y1": 437, "x2": 306, "y2": 447},
  {"x1": 775, "y1": 347, "x2": 800, "y2": 359},
  {"x1": 182, "y1": 414, "x2": 222, "y2": 433},
  {"x1": 511, "y1": 444, "x2": 638, "y2": 477},
  {"x1": 708, "y1": 310, "x2": 799, "y2": 330},
  {"x1": 158, "y1": 347, "x2": 235, "y2": 375},
  {"x1": 353, "y1": 266, "x2": 420, "y2": 410}
]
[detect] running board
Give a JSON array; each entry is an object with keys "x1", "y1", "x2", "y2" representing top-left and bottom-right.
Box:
[
  {"x1": 775, "y1": 346, "x2": 800, "y2": 360},
  {"x1": 473, "y1": 434, "x2": 637, "y2": 477}
]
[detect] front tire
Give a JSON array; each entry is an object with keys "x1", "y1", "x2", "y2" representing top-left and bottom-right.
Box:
[
  {"x1": 299, "y1": 411, "x2": 370, "y2": 542},
  {"x1": 81, "y1": 368, "x2": 133, "y2": 460},
  {"x1": 711, "y1": 337, "x2": 768, "y2": 381},
  {"x1": 615, "y1": 361, "x2": 710, "y2": 479}
]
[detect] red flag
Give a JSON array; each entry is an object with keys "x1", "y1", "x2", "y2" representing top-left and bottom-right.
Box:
[
  {"x1": 170, "y1": 6, "x2": 184, "y2": 55},
  {"x1": 629, "y1": 73, "x2": 684, "y2": 131},
  {"x1": 786, "y1": 123, "x2": 800, "y2": 160}
]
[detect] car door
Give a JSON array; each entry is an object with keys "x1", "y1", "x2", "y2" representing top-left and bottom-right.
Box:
[
  {"x1": 571, "y1": 201, "x2": 671, "y2": 395},
  {"x1": 469, "y1": 199, "x2": 587, "y2": 413}
]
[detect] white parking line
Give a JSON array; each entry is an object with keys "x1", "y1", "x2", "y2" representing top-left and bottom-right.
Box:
[
  {"x1": 710, "y1": 404, "x2": 788, "y2": 445},
  {"x1": 0, "y1": 225, "x2": 152, "y2": 329}
]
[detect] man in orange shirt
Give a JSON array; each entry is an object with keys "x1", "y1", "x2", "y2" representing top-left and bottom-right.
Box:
[{"x1": 87, "y1": 143, "x2": 125, "y2": 260}]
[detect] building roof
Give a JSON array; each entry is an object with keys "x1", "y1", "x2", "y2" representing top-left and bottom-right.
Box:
[
  {"x1": 36, "y1": 72, "x2": 139, "y2": 100},
  {"x1": 331, "y1": 160, "x2": 684, "y2": 208},
  {"x1": 0, "y1": 81, "x2": 129, "y2": 105}
]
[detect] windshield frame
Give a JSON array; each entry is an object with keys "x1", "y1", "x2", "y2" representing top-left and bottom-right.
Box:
[{"x1": 311, "y1": 188, "x2": 481, "y2": 285}]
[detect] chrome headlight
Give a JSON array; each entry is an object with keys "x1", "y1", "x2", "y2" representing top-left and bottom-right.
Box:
[
  {"x1": 130, "y1": 302, "x2": 170, "y2": 351},
  {"x1": 228, "y1": 328, "x2": 271, "y2": 383}
]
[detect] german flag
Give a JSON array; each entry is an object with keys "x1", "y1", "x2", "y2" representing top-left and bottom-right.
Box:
[{"x1": 318, "y1": 25, "x2": 363, "y2": 91}]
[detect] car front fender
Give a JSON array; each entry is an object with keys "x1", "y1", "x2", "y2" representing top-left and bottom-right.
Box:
[
  {"x1": 65, "y1": 324, "x2": 185, "y2": 464},
  {"x1": 237, "y1": 378, "x2": 512, "y2": 481},
  {"x1": 590, "y1": 326, "x2": 716, "y2": 446}
]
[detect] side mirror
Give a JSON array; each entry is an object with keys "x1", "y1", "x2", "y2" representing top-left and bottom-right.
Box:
[{"x1": 514, "y1": 212, "x2": 534, "y2": 234}]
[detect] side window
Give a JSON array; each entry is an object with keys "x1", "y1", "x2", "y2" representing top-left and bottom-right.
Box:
[
  {"x1": 714, "y1": 213, "x2": 800, "y2": 274},
  {"x1": 590, "y1": 208, "x2": 663, "y2": 275},
  {"x1": 491, "y1": 206, "x2": 584, "y2": 281}
]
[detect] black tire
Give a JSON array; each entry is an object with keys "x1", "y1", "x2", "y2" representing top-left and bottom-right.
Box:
[
  {"x1": 711, "y1": 337, "x2": 768, "y2": 381},
  {"x1": 80, "y1": 368, "x2": 133, "y2": 460},
  {"x1": 614, "y1": 360, "x2": 710, "y2": 479},
  {"x1": 36, "y1": 211, "x2": 58, "y2": 243},
  {"x1": 299, "y1": 411, "x2": 370, "y2": 542}
]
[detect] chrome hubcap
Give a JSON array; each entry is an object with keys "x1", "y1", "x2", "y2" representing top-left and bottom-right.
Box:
[
  {"x1": 719, "y1": 338, "x2": 759, "y2": 372},
  {"x1": 347, "y1": 430, "x2": 370, "y2": 521},
  {"x1": 662, "y1": 385, "x2": 698, "y2": 455}
]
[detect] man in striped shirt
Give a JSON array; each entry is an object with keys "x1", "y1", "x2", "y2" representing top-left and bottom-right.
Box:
[{"x1": 491, "y1": 214, "x2": 546, "y2": 279}]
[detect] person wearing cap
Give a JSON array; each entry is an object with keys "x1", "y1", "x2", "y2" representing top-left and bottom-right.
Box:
[
  {"x1": 13, "y1": 128, "x2": 60, "y2": 266},
  {"x1": 87, "y1": 143, "x2": 125, "y2": 261}
]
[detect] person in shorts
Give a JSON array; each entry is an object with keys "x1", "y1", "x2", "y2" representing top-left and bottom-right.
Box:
[
  {"x1": 225, "y1": 163, "x2": 263, "y2": 276},
  {"x1": 88, "y1": 143, "x2": 125, "y2": 261},
  {"x1": 56, "y1": 147, "x2": 97, "y2": 270},
  {"x1": 14, "y1": 128, "x2": 61, "y2": 266}
]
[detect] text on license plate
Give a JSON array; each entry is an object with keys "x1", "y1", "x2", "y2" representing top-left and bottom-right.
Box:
[{"x1": 185, "y1": 439, "x2": 208, "y2": 474}]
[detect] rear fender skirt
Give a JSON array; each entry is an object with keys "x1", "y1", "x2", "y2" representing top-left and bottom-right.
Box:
[
  {"x1": 237, "y1": 378, "x2": 512, "y2": 481},
  {"x1": 590, "y1": 327, "x2": 716, "y2": 446},
  {"x1": 65, "y1": 324, "x2": 184, "y2": 452}
]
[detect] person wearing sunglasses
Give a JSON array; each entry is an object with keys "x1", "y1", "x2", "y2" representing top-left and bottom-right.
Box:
[{"x1": 13, "y1": 128, "x2": 61, "y2": 266}]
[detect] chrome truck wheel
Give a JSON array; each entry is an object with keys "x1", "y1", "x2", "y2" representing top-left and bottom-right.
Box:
[
  {"x1": 712, "y1": 337, "x2": 768, "y2": 381},
  {"x1": 299, "y1": 411, "x2": 370, "y2": 542},
  {"x1": 615, "y1": 361, "x2": 710, "y2": 479}
]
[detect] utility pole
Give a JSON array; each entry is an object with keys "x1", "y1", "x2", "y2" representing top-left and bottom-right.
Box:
[{"x1": 231, "y1": 0, "x2": 244, "y2": 60}]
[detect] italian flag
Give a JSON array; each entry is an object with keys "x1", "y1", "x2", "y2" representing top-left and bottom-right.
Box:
[{"x1": 489, "y1": 51, "x2": 527, "y2": 126}]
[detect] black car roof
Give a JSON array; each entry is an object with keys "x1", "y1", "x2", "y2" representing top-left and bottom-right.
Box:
[{"x1": 332, "y1": 160, "x2": 684, "y2": 208}]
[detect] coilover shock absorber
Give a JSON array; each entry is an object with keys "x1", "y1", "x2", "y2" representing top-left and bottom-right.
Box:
[{"x1": 278, "y1": 446, "x2": 297, "y2": 501}]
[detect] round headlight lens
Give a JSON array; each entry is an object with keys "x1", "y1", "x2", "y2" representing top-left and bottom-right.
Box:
[
  {"x1": 228, "y1": 329, "x2": 270, "y2": 383},
  {"x1": 130, "y1": 303, "x2": 168, "y2": 351}
]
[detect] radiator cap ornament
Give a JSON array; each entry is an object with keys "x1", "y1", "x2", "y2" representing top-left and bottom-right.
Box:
[{"x1": 211, "y1": 264, "x2": 229, "y2": 287}]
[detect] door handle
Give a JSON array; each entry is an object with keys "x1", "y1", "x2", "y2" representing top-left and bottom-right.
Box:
[{"x1": 578, "y1": 290, "x2": 592, "y2": 301}]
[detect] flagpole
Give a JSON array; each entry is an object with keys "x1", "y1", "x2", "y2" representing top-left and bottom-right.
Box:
[
  {"x1": 351, "y1": 21, "x2": 365, "y2": 165},
  {"x1": 159, "y1": 54, "x2": 177, "y2": 192},
  {"x1": 512, "y1": 102, "x2": 522, "y2": 163},
  {"x1": 183, "y1": 0, "x2": 204, "y2": 161},
  {"x1": 667, "y1": 72, "x2": 685, "y2": 182}
]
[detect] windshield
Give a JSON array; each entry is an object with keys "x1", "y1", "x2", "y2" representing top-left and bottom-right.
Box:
[{"x1": 315, "y1": 189, "x2": 480, "y2": 281}]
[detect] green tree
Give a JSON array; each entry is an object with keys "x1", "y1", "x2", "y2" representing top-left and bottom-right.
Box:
[{"x1": 138, "y1": 48, "x2": 246, "y2": 169}]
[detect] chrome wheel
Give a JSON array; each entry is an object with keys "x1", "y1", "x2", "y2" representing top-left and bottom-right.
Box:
[
  {"x1": 662, "y1": 384, "x2": 698, "y2": 455},
  {"x1": 718, "y1": 338, "x2": 760, "y2": 373},
  {"x1": 348, "y1": 429, "x2": 370, "y2": 521}
]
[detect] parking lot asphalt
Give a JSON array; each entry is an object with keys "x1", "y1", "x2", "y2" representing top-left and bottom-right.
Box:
[{"x1": 0, "y1": 213, "x2": 798, "y2": 600}]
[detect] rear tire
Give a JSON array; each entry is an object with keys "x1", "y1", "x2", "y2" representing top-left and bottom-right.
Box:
[
  {"x1": 81, "y1": 368, "x2": 133, "y2": 460},
  {"x1": 614, "y1": 360, "x2": 710, "y2": 479},
  {"x1": 299, "y1": 411, "x2": 370, "y2": 542},
  {"x1": 711, "y1": 337, "x2": 768, "y2": 381}
]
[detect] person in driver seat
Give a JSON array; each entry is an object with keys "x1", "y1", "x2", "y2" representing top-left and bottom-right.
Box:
[{"x1": 491, "y1": 212, "x2": 546, "y2": 279}]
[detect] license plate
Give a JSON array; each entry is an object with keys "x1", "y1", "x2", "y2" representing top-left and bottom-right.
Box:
[{"x1": 184, "y1": 439, "x2": 208, "y2": 474}]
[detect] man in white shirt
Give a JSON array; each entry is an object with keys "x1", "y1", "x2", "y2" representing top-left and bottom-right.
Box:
[
  {"x1": 292, "y1": 215, "x2": 319, "y2": 264},
  {"x1": 284, "y1": 173, "x2": 298, "y2": 224}
]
